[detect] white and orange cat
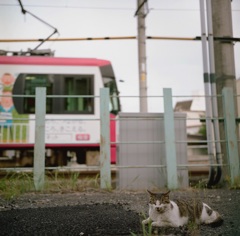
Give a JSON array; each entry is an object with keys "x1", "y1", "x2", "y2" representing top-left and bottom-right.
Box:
[{"x1": 142, "y1": 190, "x2": 223, "y2": 228}]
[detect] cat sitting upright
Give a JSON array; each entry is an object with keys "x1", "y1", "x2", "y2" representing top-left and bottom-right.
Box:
[{"x1": 142, "y1": 190, "x2": 223, "y2": 228}]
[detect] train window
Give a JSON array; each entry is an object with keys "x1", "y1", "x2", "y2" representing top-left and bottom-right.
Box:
[
  {"x1": 23, "y1": 74, "x2": 53, "y2": 113},
  {"x1": 14, "y1": 73, "x2": 94, "y2": 114},
  {"x1": 103, "y1": 77, "x2": 120, "y2": 115},
  {"x1": 64, "y1": 76, "x2": 93, "y2": 114}
]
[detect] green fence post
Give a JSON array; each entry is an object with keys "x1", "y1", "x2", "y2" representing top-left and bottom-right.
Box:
[
  {"x1": 34, "y1": 87, "x2": 46, "y2": 191},
  {"x1": 100, "y1": 88, "x2": 111, "y2": 189},
  {"x1": 163, "y1": 88, "x2": 178, "y2": 189},
  {"x1": 222, "y1": 87, "x2": 240, "y2": 184}
]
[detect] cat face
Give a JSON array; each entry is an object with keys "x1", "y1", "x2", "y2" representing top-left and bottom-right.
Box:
[{"x1": 147, "y1": 190, "x2": 171, "y2": 213}]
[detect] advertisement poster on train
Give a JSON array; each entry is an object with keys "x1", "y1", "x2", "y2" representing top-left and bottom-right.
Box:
[{"x1": 0, "y1": 73, "x2": 15, "y2": 127}]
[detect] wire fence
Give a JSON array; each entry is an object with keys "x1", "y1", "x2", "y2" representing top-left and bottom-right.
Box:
[{"x1": 0, "y1": 87, "x2": 239, "y2": 189}]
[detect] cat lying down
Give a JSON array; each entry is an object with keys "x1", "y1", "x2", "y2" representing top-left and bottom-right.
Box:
[{"x1": 142, "y1": 190, "x2": 223, "y2": 228}]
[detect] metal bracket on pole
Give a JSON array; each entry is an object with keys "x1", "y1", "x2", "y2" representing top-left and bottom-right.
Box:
[
  {"x1": 100, "y1": 88, "x2": 111, "y2": 189},
  {"x1": 34, "y1": 87, "x2": 46, "y2": 191},
  {"x1": 222, "y1": 87, "x2": 240, "y2": 184},
  {"x1": 163, "y1": 88, "x2": 178, "y2": 189}
]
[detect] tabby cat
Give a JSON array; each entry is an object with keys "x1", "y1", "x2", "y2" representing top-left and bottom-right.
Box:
[{"x1": 142, "y1": 190, "x2": 223, "y2": 227}]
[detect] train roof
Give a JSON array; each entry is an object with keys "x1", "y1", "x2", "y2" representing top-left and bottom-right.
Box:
[{"x1": 0, "y1": 56, "x2": 111, "y2": 67}]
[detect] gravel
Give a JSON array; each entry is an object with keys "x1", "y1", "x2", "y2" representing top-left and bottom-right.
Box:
[{"x1": 0, "y1": 188, "x2": 240, "y2": 235}]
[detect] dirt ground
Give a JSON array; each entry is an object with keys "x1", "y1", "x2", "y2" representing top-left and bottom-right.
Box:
[{"x1": 0, "y1": 188, "x2": 240, "y2": 236}]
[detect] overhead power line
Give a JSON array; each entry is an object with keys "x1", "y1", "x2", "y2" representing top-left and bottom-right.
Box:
[
  {"x1": 17, "y1": 0, "x2": 58, "y2": 52},
  {"x1": 1, "y1": 3, "x2": 240, "y2": 12},
  {"x1": 0, "y1": 36, "x2": 240, "y2": 43}
]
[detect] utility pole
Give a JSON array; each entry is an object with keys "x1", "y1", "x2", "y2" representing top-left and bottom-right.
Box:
[
  {"x1": 211, "y1": 0, "x2": 238, "y2": 180},
  {"x1": 136, "y1": 0, "x2": 148, "y2": 112}
]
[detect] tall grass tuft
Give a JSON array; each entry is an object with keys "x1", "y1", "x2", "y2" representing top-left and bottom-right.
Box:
[
  {"x1": 0, "y1": 172, "x2": 34, "y2": 200},
  {"x1": 43, "y1": 171, "x2": 100, "y2": 192},
  {"x1": 0, "y1": 171, "x2": 102, "y2": 200}
]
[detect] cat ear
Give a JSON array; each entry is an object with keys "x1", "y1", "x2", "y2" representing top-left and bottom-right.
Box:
[
  {"x1": 164, "y1": 190, "x2": 171, "y2": 196},
  {"x1": 147, "y1": 189, "x2": 154, "y2": 195}
]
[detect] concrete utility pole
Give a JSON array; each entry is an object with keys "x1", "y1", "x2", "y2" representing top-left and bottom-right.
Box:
[
  {"x1": 136, "y1": 0, "x2": 148, "y2": 112},
  {"x1": 211, "y1": 0, "x2": 238, "y2": 180}
]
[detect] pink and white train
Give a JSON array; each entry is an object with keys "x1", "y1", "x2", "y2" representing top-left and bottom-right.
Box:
[{"x1": 0, "y1": 56, "x2": 120, "y2": 167}]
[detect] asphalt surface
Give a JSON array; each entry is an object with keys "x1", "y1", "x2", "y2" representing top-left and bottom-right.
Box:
[{"x1": 0, "y1": 203, "x2": 141, "y2": 236}]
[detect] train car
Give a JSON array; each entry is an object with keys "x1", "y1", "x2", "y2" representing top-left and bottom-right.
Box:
[{"x1": 0, "y1": 56, "x2": 120, "y2": 167}]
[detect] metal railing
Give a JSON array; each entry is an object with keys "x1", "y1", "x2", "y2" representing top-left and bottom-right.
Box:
[{"x1": 0, "y1": 87, "x2": 239, "y2": 190}]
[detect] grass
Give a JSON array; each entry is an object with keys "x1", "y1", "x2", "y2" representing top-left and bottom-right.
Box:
[
  {"x1": 225, "y1": 175, "x2": 240, "y2": 189},
  {"x1": 192, "y1": 179, "x2": 208, "y2": 189},
  {"x1": 131, "y1": 220, "x2": 152, "y2": 236},
  {"x1": 0, "y1": 172, "x2": 34, "y2": 200},
  {"x1": 44, "y1": 171, "x2": 100, "y2": 192},
  {"x1": 131, "y1": 212, "x2": 165, "y2": 236},
  {"x1": 191, "y1": 174, "x2": 240, "y2": 189},
  {"x1": 0, "y1": 171, "x2": 101, "y2": 200}
]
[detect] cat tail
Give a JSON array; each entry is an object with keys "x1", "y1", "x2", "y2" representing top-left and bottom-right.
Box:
[{"x1": 202, "y1": 204, "x2": 223, "y2": 227}]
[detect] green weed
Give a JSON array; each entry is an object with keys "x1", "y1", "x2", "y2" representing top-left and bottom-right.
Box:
[
  {"x1": 0, "y1": 171, "x2": 102, "y2": 199},
  {"x1": 225, "y1": 175, "x2": 240, "y2": 189},
  {"x1": 0, "y1": 172, "x2": 34, "y2": 200}
]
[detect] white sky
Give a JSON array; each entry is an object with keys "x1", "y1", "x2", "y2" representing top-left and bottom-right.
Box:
[{"x1": 1, "y1": 0, "x2": 240, "y2": 112}]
